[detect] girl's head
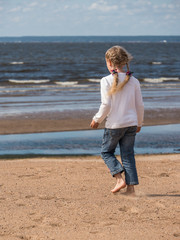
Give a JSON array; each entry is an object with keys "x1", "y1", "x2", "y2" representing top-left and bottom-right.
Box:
[
  {"x1": 105, "y1": 46, "x2": 132, "y2": 70},
  {"x1": 105, "y1": 46, "x2": 133, "y2": 95}
]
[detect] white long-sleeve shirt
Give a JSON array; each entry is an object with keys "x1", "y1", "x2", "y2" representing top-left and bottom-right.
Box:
[{"x1": 93, "y1": 73, "x2": 144, "y2": 128}]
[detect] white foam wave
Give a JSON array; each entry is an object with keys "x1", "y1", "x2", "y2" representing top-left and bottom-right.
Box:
[
  {"x1": 88, "y1": 79, "x2": 101, "y2": 83},
  {"x1": 10, "y1": 62, "x2": 24, "y2": 65},
  {"x1": 72, "y1": 84, "x2": 91, "y2": 88},
  {"x1": 55, "y1": 81, "x2": 78, "y2": 86},
  {"x1": 152, "y1": 62, "x2": 162, "y2": 65},
  {"x1": 144, "y1": 77, "x2": 179, "y2": 83},
  {"x1": 9, "y1": 79, "x2": 50, "y2": 84}
]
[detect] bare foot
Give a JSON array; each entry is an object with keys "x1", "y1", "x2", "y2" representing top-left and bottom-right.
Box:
[
  {"x1": 125, "y1": 185, "x2": 135, "y2": 195},
  {"x1": 111, "y1": 178, "x2": 126, "y2": 193}
]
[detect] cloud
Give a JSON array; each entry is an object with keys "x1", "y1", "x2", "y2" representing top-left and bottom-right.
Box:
[
  {"x1": 64, "y1": 5, "x2": 69, "y2": 10},
  {"x1": 0, "y1": 7, "x2": 3, "y2": 11},
  {"x1": 167, "y1": 4, "x2": 174, "y2": 9},
  {"x1": 164, "y1": 14, "x2": 177, "y2": 20},
  {"x1": 164, "y1": 14, "x2": 171, "y2": 20},
  {"x1": 12, "y1": 16, "x2": 21, "y2": 23},
  {"x1": 41, "y1": 3, "x2": 47, "y2": 8},
  {"x1": 22, "y1": 8, "x2": 32, "y2": 13},
  {"x1": 8, "y1": 6, "x2": 21, "y2": 13},
  {"x1": 88, "y1": 1, "x2": 118, "y2": 12},
  {"x1": 29, "y1": 2, "x2": 38, "y2": 7},
  {"x1": 53, "y1": 3, "x2": 80, "y2": 13}
]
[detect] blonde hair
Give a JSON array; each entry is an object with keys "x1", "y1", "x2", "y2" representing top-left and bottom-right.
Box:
[{"x1": 105, "y1": 46, "x2": 133, "y2": 95}]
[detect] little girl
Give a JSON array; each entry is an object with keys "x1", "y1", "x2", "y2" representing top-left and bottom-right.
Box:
[{"x1": 90, "y1": 46, "x2": 144, "y2": 194}]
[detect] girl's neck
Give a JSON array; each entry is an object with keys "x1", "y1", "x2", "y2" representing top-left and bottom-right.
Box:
[{"x1": 116, "y1": 67, "x2": 125, "y2": 73}]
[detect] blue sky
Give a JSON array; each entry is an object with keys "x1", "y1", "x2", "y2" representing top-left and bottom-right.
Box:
[{"x1": 0, "y1": 0, "x2": 180, "y2": 36}]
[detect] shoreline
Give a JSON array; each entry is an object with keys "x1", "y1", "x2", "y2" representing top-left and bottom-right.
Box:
[
  {"x1": 0, "y1": 153, "x2": 179, "y2": 161},
  {"x1": 0, "y1": 108, "x2": 179, "y2": 135},
  {"x1": 0, "y1": 154, "x2": 179, "y2": 239}
]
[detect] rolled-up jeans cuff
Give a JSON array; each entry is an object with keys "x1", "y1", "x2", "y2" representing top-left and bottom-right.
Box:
[{"x1": 111, "y1": 168, "x2": 125, "y2": 177}]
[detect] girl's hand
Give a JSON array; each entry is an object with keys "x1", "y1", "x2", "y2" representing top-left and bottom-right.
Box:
[
  {"x1": 90, "y1": 120, "x2": 99, "y2": 129},
  {"x1": 136, "y1": 126, "x2": 141, "y2": 133}
]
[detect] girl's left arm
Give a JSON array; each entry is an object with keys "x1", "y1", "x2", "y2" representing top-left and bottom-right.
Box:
[{"x1": 135, "y1": 83, "x2": 144, "y2": 128}]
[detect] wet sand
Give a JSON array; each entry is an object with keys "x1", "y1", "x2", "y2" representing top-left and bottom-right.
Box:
[
  {"x1": 0, "y1": 108, "x2": 179, "y2": 134},
  {"x1": 0, "y1": 154, "x2": 179, "y2": 240}
]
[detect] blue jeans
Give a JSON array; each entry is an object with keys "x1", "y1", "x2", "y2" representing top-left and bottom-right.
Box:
[{"x1": 101, "y1": 126, "x2": 139, "y2": 185}]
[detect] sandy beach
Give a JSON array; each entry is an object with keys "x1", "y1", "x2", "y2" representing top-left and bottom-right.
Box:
[{"x1": 0, "y1": 154, "x2": 179, "y2": 240}]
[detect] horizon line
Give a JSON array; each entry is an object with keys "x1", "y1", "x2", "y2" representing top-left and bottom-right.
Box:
[{"x1": 0, "y1": 35, "x2": 180, "y2": 38}]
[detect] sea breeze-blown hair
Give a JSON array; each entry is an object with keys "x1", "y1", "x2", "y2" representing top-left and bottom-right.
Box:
[{"x1": 105, "y1": 46, "x2": 133, "y2": 95}]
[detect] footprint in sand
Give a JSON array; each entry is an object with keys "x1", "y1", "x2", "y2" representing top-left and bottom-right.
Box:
[
  {"x1": 25, "y1": 195, "x2": 35, "y2": 199},
  {"x1": 0, "y1": 233, "x2": 6, "y2": 237},
  {"x1": 89, "y1": 230, "x2": 99, "y2": 234},
  {"x1": 118, "y1": 206, "x2": 128, "y2": 212},
  {"x1": 38, "y1": 195, "x2": 55, "y2": 200},
  {"x1": 29, "y1": 212, "x2": 36, "y2": 216},
  {"x1": 20, "y1": 225, "x2": 36, "y2": 231},
  {"x1": 49, "y1": 218, "x2": 61, "y2": 228},
  {"x1": 15, "y1": 199, "x2": 27, "y2": 207},
  {"x1": 45, "y1": 167, "x2": 54, "y2": 173},
  {"x1": 18, "y1": 174, "x2": 35, "y2": 178},
  {"x1": 40, "y1": 216, "x2": 61, "y2": 228},
  {"x1": 16, "y1": 234, "x2": 29, "y2": 240},
  {"x1": 174, "y1": 233, "x2": 180, "y2": 238},
  {"x1": 130, "y1": 207, "x2": 139, "y2": 214},
  {"x1": 99, "y1": 217, "x2": 119, "y2": 228},
  {"x1": 0, "y1": 197, "x2": 6, "y2": 201},
  {"x1": 16, "y1": 201, "x2": 26, "y2": 207},
  {"x1": 49, "y1": 222, "x2": 61, "y2": 227},
  {"x1": 101, "y1": 222, "x2": 117, "y2": 227},
  {"x1": 18, "y1": 173, "x2": 46, "y2": 180},
  {"x1": 32, "y1": 175, "x2": 46, "y2": 180},
  {"x1": 32, "y1": 216, "x2": 44, "y2": 223},
  {"x1": 158, "y1": 173, "x2": 169, "y2": 177},
  {"x1": 155, "y1": 201, "x2": 166, "y2": 209},
  {"x1": 83, "y1": 219, "x2": 96, "y2": 225}
]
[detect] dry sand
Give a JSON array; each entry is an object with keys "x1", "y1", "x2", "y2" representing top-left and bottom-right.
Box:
[{"x1": 0, "y1": 154, "x2": 179, "y2": 240}]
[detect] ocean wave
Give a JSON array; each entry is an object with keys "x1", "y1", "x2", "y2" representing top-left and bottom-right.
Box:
[
  {"x1": 88, "y1": 79, "x2": 101, "y2": 83},
  {"x1": 55, "y1": 81, "x2": 78, "y2": 86},
  {"x1": 0, "y1": 89, "x2": 29, "y2": 93},
  {"x1": 152, "y1": 62, "x2": 162, "y2": 65},
  {"x1": 144, "y1": 77, "x2": 179, "y2": 83},
  {"x1": 141, "y1": 83, "x2": 180, "y2": 88},
  {"x1": 9, "y1": 79, "x2": 50, "y2": 84},
  {"x1": 10, "y1": 62, "x2": 24, "y2": 65}
]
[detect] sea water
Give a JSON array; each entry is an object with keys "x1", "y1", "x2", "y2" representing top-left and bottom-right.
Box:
[{"x1": 0, "y1": 36, "x2": 180, "y2": 156}]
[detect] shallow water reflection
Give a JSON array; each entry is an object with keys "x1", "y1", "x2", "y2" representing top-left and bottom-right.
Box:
[{"x1": 0, "y1": 124, "x2": 179, "y2": 157}]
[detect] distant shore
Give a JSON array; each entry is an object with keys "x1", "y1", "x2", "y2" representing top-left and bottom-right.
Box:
[{"x1": 0, "y1": 108, "x2": 179, "y2": 134}]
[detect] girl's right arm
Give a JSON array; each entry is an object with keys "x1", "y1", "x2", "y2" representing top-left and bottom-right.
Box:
[
  {"x1": 90, "y1": 120, "x2": 99, "y2": 129},
  {"x1": 92, "y1": 77, "x2": 111, "y2": 124},
  {"x1": 136, "y1": 126, "x2": 141, "y2": 133}
]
